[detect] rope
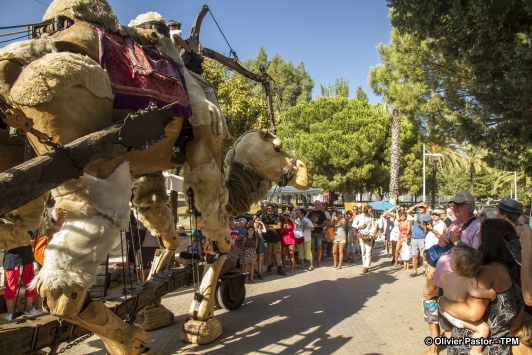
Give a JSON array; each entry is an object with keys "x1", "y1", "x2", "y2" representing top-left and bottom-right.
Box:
[
  {"x1": 273, "y1": 88, "x2": 296, "y2": 155},
  {"x1": 208, "y1": 9, "x2": 237, "y2": 59},
  {"x1": 0, "y1": 20, "x2": 52, "y2": 30},
  {"x1": 119, "y1": 231, "x2": 130, "y2": 321},
  {"x1": 0, "y1": 34, "x2": 29, "y2": 44},
  {"x1": 34, "y1": 0, "x2": 49, "y2": 6},
  {"x1": 0, "y1": 29, "x2": 30, "y2": 37},
  {"x1": 135, "y1": 208, "x2": 144, "y2": 280}
]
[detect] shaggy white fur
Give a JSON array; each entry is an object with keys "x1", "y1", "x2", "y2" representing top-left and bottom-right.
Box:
[
  {"x1": 10, "y1": 52, "x2": 113, "y2": 107},
  {"x1": 43, "y1": 0, "x2": 122, "y2": 34},
  {"x1": 0, "y1": 35, "x2": 57, "y2": 65},
  {"x1": 30, "y1": 161, "x2": 132, "y2": 291},
  {"x1": 128, "y1": 12, "x2": 165, "y2": 28}
]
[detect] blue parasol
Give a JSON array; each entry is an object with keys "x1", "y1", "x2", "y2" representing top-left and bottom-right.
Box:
[{"x1": 367, "y1": 201, "x2": 394, "y2": 210}]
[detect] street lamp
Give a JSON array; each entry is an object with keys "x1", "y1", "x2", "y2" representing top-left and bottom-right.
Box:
[
  {"x1": 503, "y1": 171, "x2": 518, "y2": 200},
  {"x1": 423, "y1": 144, "x2": 443, "y2": 203}
]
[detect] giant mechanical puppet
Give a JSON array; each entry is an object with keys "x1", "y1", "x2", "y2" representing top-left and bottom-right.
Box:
[{"x1": 0, "y1": 1, "x2": 308, "y2": 354}]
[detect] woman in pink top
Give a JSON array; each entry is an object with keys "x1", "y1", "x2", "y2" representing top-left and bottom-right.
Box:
[{"x1": 280, "y1": 211, "x2": 296, "y2": 272}]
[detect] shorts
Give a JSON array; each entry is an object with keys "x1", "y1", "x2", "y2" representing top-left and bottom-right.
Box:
[
  {"x1": 297, "y1": 240, "x2": 312, "y2": 261},
  {"x1": 267, "y1": 241, "x2": 281, "y2": 254},
  {"x1": 333, "y1": 239, "x2": 346, "y2": 244},
  {"x1": 311, "y1": 232, "x2": 323, "y2": 248},
  {"x1": 4, "y1": 264, "x2": 36, "y2": 300},
  {"x1": 410, "y1": 238, "x2": 426, "y2": 256},
  {"x1": 422, "y1": 299, "x2": 439, "y2": 324},
  {"x1": 345, "y1": 242, "x2": 356, "y2": 253}
]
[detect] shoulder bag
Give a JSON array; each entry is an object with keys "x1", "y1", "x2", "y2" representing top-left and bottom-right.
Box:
[{"x1": 426, "y1": 216, "x2": 477, "y2": 267}]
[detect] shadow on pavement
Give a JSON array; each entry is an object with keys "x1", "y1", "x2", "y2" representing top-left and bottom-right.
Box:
[{"x1": 144, "y1": 267, "x2": 398, "y2": 355}]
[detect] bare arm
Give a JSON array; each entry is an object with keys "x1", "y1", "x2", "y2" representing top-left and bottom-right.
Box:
[
  {"x1": 406, "y1": 204, "x2": 421, "y2": 215},
  {"x1": 465, "y1": 278, "x2": 496, "y2": 301},
  {"x1": 520, "y1": 225, "x2": 532, "y2": 305},
  {"x1": 439, "y1": 268, "x2": 493, "y2": 322}
]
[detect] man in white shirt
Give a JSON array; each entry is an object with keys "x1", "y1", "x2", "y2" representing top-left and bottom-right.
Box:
[
  {"x1": 353, "y1": 205, "x2": 375, "y2": 273},
  {"x1": 425, "y1": 209, "x2": 447, "y2": 252}
]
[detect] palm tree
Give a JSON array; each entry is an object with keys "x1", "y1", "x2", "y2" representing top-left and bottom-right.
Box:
[
  {"x1": 425, "y1": 143, "x2": 489, "y2": 205},
  {"x1": 389, "y1": 107, "x2": 401, "y2": 205},
  {"x1": 491, "y1": 171, "x2": 525, "y2": 200}
]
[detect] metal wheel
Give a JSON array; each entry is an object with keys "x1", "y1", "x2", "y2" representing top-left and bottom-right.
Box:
[{"x1": 216, "y1": 278, "x2": 245, "y2": 311}]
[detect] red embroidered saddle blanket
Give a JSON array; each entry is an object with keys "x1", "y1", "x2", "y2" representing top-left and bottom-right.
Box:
[{"x1": 100, "y1": 30, "x2": 191, "y2": 119}]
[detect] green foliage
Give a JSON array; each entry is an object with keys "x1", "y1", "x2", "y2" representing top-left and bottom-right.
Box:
[
  {"x1": 386, "y1": 0, "x2": 532, "y2": 173},
  {"x1": 276, "y1": 97, "x2": 421, "y2": 199},
  {"x1": 202, "y1": 47, "x2": 314, "y2": 157},
  {"x1": 243, "y1": 46, "x2": 314, "y2": 114},
  {"x1": 319, "y1": 78, "x2": 350, "y2": 98},
  {"x1": 356, "y1": 86, "x2": 368, "y2": 102}
]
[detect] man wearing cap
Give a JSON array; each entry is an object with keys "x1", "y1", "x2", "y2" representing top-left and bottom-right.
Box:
[
  {"x1": 167, "y1": 20, "x2": 188, "y2": 52},
  {"x1": 406, "y1": 202, "x2": 432, "y2": 277},
  {"x1": 496, "y1": 198, "x2": 525, "y2": 231},
  {"x1": 261, "y1": 203, "x2": 286, "y2": 276},
  {"x1": 432, "y1": 191, "x2": 481, "y2": 336}
]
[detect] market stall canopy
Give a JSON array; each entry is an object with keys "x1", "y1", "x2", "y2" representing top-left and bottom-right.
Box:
[
  {"x1": 163, "y1": 171, "x2": 183, "y2": 194},
  {"x1": 266, "y1": 185, "x2": 322, "y2": 198}
]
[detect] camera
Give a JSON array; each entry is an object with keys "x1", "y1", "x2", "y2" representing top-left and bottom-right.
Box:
[{"x1": 422, "y1": 220, "x2": 432, "y2": 226}]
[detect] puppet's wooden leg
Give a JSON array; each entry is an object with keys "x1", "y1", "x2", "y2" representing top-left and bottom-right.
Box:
[{"x1": 180, "y1": 255, "x2": 226, "y2": 344}]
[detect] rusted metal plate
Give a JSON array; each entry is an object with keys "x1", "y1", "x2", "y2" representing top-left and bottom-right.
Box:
[{"x1": 114, "y1": 105, "x2": 174, "y2": 150}]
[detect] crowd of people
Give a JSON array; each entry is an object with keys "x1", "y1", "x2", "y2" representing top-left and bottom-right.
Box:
[{"x1": 416, "y1": 191, "x2": 532, "y2": 355}]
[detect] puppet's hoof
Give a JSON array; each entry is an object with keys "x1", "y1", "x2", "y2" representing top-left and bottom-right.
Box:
[{"x1": 180, "y1": 317, "x2": 222, "y2": 344}]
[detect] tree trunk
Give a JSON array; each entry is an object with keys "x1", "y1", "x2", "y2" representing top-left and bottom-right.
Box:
[
  {"x1": 389, "y1": 108, "x2": 401, "y2": 206},
  {"x1": 341, "y1": 181, "x2": 353, "y2": 203}
]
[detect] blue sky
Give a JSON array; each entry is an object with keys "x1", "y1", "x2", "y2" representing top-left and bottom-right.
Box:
[{"x1": 0, "y1": 0, "x2": 392, "y2": 104}]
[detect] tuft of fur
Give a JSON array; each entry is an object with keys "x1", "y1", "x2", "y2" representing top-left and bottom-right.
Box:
[
  {"x1": 128, "y1": 12, "x2": 165, "y2": 28},
  {"x1": 10, "y1": 52, "x2": 113, "y2": 107},
  {"x1": 131, "y1": 173, "x2": 168, "y2": 208},
  {"x1": 130, "y1": 173, "x2": 179, "y2": 249},
  {"x1": 183, "y1": 160, "x2": 229, "y2": 245},
  {"x1": 0, "y1": 35, "x2": 57, "y2": 65},
  {"x1": 225, "y1": 161, "x2": 271, "y2": 216},
  {"x1": 43, "y1": 0, "x2": 122, "y2": 34},
  {"x1": 0, "y1": 196, "x2": 44, "y2": 250},
  {"x1": 30, "y1": 162, "x2": 132, "y2": 291}
]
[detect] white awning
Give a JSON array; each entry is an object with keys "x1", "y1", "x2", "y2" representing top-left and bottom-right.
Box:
[
  {"x1": 266, "y1": 185, "x2": 322, "y2": 198},
  {"x1": 163, "y1": 171, "x2": 184, "y2": 193}
]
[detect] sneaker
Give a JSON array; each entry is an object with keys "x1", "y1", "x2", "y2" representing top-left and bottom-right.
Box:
[
  {"x1": 362, "y1": 267, "x2": 368, "y2": 273},
  {"x1": 5, "y1": 313, "x2": 13, "y2": 321},
  {"x1": 24, "y1": 308, "x2": 41, "y2": 316}
]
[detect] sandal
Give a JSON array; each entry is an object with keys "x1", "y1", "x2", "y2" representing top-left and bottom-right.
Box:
[
  {"x1": 257, "y1": 274, "x2": 263, "y2": 280},
  {"x1": 309, "y1": 266, "x2": 315, "y2": 271},
  {"x1": 409, "y1": 273, "x2": 418, "y2": 277},
  {"x1": 250, "y1": 279, "x2": 255, "y2": 283}
]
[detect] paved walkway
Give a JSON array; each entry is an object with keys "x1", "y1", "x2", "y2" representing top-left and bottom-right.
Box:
[{"x1": 60, "y1": 241, "x2": 443, "y2": 355}]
